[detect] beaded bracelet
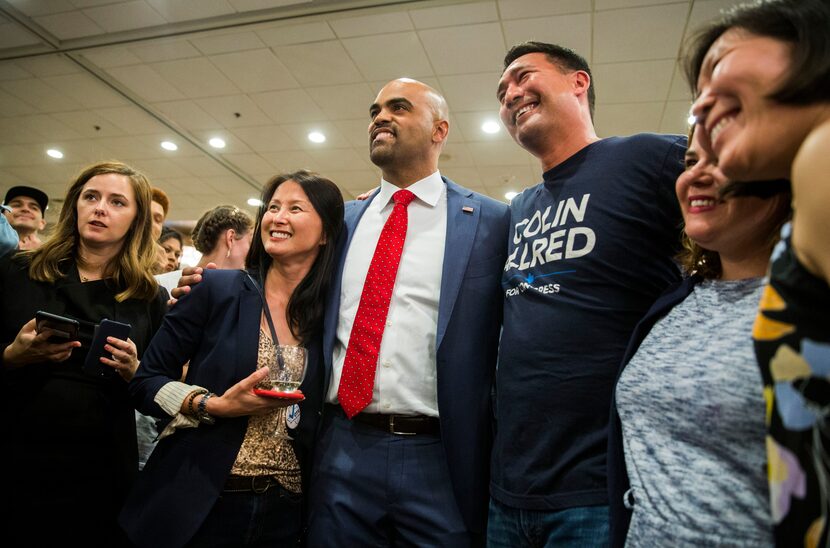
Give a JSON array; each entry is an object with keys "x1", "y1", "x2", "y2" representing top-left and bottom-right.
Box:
[
  {"x1": 186, "y1": 388, "x2": 208, "y2": 417},
  {"x1": 196, "y1": 392, "x2": 216, "y2": 425}
]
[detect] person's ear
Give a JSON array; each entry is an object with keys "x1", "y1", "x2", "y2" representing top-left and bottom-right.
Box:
[
  {"x1": 572, "y1": 70, "x2": 590, "y2": 98},
  {"x1": 433, "y1": 119, "x2": 449, "y2": 145}
]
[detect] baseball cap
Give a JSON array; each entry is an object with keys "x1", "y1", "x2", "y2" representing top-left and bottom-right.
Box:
[{"x1": 4, "y1": 186, "x2": 49, "y2": 215}]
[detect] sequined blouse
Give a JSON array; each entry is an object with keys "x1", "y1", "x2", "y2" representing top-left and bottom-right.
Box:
[{"x1": 229, "y1": 329, "x2": 302, "y2": 493}]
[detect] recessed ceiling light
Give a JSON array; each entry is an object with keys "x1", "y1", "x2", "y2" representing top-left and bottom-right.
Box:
[
  {"x1": 308, "y1": 131, "x2": 326, "y2": 143},
  {"x1": 505, "y1": 191, "x2": 518, "y2": 201},
  {"x1": 208, "y1": 137, "x2": 226, "y2": 149},
  {"x1": 687, "y1": 114, "x2": 697, "y2": 125},
  {"x1": 160, "y1": 141, "x2": 178, "y2": 151},
  {"x1": 482, "y1": 121, "x2": 501, "y2": 134},
  {"x1": 247, "y1": 198, "x2": 263, "y2": 207},
  {"x1": 46, "y1": 149, "x2": 63, "y2": 159}
]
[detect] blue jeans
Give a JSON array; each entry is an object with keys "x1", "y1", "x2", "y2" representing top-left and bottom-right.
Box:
[
  {"x1": 487, "y1": 498, "x2": 609, "y2": 548},
  {"x1": 186, "y1": 485, "x2": 302, "y2": 547}
]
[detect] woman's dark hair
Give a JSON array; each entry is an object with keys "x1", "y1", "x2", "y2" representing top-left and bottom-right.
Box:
[
  {"x1": 246, "y1": 170, "x2": 344, "y2": 345},
  {"x1": 684, "y1": 0, "x2": 830, "y2": 105},
  {"x1": 190, "y1": 205, "x2": 253, "y2": 254},
  {"x1": 158, "y1": 226, "x2": 183, "y2": 247}
]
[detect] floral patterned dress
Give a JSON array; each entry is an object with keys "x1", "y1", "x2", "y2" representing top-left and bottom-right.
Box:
[{"x1": 754, "y1": 223, "x2": 830, "y2": 548}]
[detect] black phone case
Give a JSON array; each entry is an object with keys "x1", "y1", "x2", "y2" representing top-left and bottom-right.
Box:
[
  {"x1": 35, "y1": 310, "x2": 80, "y2": 340},
  {"x1": 83, "y1": 319, "x2": 131, "y2": 376}
]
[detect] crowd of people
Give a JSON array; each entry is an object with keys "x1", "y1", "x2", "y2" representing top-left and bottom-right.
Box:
[{"x1": 0, "y1": 0, "x2": 828, "y2": 546}]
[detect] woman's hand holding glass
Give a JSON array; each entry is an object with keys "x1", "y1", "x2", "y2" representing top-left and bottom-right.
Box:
[
  {"x1": 205, "y1": 367, "x2": 301, "y2": 418},
  {"x1": 2, "y1": 318, "x2": 81, "y2": 368}
]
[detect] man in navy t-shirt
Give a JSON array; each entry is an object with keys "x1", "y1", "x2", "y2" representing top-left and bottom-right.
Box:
[{"x1": 489, "y1": 41, "x2": 686, "y2": 546}]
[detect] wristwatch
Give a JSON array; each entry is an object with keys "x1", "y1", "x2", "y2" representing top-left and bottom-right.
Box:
[{"x1": 196, "y1": 392, "x2": 216, "y2": 425}]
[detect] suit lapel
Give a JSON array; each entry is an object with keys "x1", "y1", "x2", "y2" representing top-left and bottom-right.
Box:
[
  {"x1": 237, "y1": 274, "x2": 264, "y2": 380},
  {"x1": 437, "y1": 178, "x2": 479, "y2": 350}
]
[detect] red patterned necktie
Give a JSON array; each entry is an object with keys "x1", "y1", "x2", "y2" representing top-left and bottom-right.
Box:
[{"x1": 338, "y1": 189, "x2": 416, "y2": 418}]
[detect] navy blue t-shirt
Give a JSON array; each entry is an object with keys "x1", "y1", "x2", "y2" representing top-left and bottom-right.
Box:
[{"x1": 491, "y1": 134, "x2": 686, "y2": 510}]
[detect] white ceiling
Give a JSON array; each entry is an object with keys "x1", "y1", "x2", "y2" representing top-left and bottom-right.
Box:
[{"x1": 0, "y1": 0, "x2": 742, "y2": 222}]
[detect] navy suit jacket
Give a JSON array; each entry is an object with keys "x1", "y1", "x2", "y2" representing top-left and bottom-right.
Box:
[
  {"x1": 607, "y1": 274, "x2": 701, "y2": 547},
  {"x1": 322, "y1": 177, "x2": 510, "y2": 534},
  {"x1": 120, "y1": 269, "x2": 324, "y2": 548}
]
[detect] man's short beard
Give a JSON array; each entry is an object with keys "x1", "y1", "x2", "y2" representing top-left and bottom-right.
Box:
[{"x1": 369, "y1": 146, "x2": 395, "y2": 168}]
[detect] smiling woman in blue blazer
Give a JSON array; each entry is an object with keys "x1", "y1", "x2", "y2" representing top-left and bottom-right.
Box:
[{"x1": 120, "y1": 171, "x2": 344, "y2": 548}]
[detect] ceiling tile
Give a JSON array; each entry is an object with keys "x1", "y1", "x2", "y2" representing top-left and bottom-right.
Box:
[
  {"x1": 78, "y1": 47, "x2": 142, "y2": 68},
  {"x1": 306, "y1": 83, "x2": 375, "y2": 120},
  {"x1": 593, "y1": 59, "x2": 675, "y2": 103},
  {"x1": 438, "y1": 72, "x2": 501, "y2": 113},
  {"x1": 497, "y1": 0, "x2": 591, "y2": 19},
  {"x1": 230, "y1": 125, "x2": 295, "y2": 152},
  {"x1": 274, "y1": 40, "x2": 363, "y2": 86},
  {"x1": 330, "y1": 11, "x2": 412, "y2": 38},
  {"x1": 8, "y1": 0, "x2": 76, "y2": 17},
  {"x1": 194, "y1": 94, "x2": 273, "y2": 127},
  {"x1": 229, "y1": 0, "x2": 312, "y2": 11},
  {"x1": 0, "y1": 61, "x2": 33, "y2": 80},
  {"x1": 502, "y1": 13, "x2": 592, "y2": 59},
  {"x1": 95, "y1": 135, "x2": 160, "y2": 160},
  {"x1": 660, "y1": 99, "x2": 693, "y2": 134},
  {"x1": 259, "y1": 149, "x2": 315, "y2": 173},
  {"x1": 687, "y1": 0, "x2": 742, "y2": 29},
  {"x1": 0, "y1": 88, "x2": 38, "y2": 116},
  {"x1": 410, "y1": 1, "x2": 497, "y2": 29},
  {"x1": 151, "y1": 57, "x2": 240, "y2": 98},
  {"x1": 594, "y1": 101, "x2": 664, "y2": 137},
  {"x1": 468, "y1": 141, "x2": 531, "y2": 166},
  {"x1": 107, "y1": 64, "x2": 185, "y2": 101},
  {"x1": 134, "y1": 156, "x2": 194, "y2": 178},
  {"x1": 453, "y1": 111, "x2": 509, "y2": 142},
  {"x1": 16, "y1": 54, "x2": 80, "y2": 77},
  {"x1": 145, "y1": 0, "x2": 235, "y2": 23},
  {"x1": 1, "y1": 78, "x2": 84, "y2": 112},
  {"x1": 219, "y1": 152, "x2": 274, "y2": 174},
  {"x1": 51, "y1": 110, "x2": 127, "y2": 137},
  {"x1": 210, "y1": 48, "x2": 299, "y2": 92},
  {"x1": 34, "y1": 11, "x2": 104, "y2": 40},
  {"x1": 595, "y1": 0, "x2": 685, "y2": 9},
  {"x1": 334, "y1": 118, "x2": 370, "y2": 148},
  {"x1": 594, "y1": 3, "x2": 688, "y2": 63},
  {"x1": 190, "y1": 31, "x2": 265, "y2": 55},
  {"x1": 0, "y1": 20, "x2": 42, "y2": 48},
  {"x1": 256, "y1": 21, "x2": 334, "y2": 47},
  {"x1": 71, "y1": 0, "x2": 132, "y2": 7},
  {"x1": 342, "y1": 32, "x2": 433, "y2": 82},
  {"x1": 250, "y1": 89, "x2": 326, "y2": 124},
  {"x1": 438, "y1": 143, "x2": 474, "y2": 167},
  {"x1": 96, "y1": 105, "x2": 164, "y2": 134},
  {"x1": 130, "y1": 40, "x2": 201, "y2": 63},
  {"x1": 170, "y1": 155, "x2": 229, "y2": 177},
  {"x1": 668, "y1": 63, "x2": 692, "y2": 101},
  {"x1": 280, "y1": 122, "x2": 354, "y2": 151},
  {"x1": 0, "y1": 118, "x2": 45, "y2": 143},
  {"x1": 420, "y1": 23, "x2": 505, "y2": 75},
  {"x1": 43, "y1": 73, "x2": 131, "y2": 108},
  {"x1": 153, "y1": 99, "x2": 222, "y2": 131},
  {"x1": 306, "y1": 147, "x2": 368, "y2": 171},
  {"x1": 82, "y1": 1, "x2": 166, "y2": 33},
  {"x1": 18, "y1": 113, "x2": 85, "y2": 141}
]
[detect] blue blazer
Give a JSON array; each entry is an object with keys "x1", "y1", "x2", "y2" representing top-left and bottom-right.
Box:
[
  {"x1": 607, "y1": 274, "x2": 701, "y2": 547},
  {"x1": 119, "y1": 269, "x2": 324, "y2": 548},
  {"x1": 322, "y1": 177, "x2": 510, "y2": 534}
]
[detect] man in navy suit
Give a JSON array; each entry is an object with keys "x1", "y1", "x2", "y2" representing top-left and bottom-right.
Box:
[{"x1": 307, "y1": 78, "x2": 509, "y2": 546}]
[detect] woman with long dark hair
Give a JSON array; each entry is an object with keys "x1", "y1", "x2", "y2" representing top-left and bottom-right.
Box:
[{"x1": 120, "y1": 171, "x2": 344, "y2": 548}]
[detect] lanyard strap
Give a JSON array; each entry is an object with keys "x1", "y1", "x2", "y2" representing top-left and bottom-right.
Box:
[{"x1": 246, "y1": 274, "x2": 284, "y2": 370}]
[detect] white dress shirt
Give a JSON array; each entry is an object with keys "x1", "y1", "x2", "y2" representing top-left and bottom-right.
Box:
[{"x1": 327, "y1": 171, "x2": 447, "y2": 416}]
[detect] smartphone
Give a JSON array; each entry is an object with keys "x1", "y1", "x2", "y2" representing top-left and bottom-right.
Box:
[
  {"x1": 83, "y1": 319, "x2": 131, "y2": 377},
  {"x1": 35, "y1": 311, "x2": 80, "y2": 341}
]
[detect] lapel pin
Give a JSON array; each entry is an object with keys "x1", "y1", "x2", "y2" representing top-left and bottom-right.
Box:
[{"x1": 462, "y1": 206, "x2": 474, "y2": 214}]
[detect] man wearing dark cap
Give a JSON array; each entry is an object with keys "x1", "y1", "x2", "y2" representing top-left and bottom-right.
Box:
[{"x1": 3, "y1": 185, "x2": 48, "y2": 250}]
